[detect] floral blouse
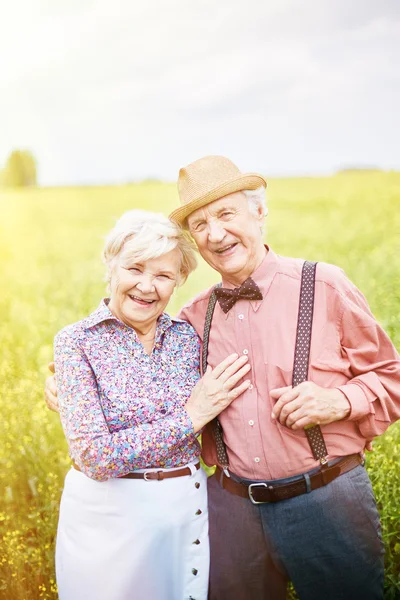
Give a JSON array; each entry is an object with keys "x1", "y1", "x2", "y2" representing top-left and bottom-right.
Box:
[{"x1": 54, "y1": 299, "x2": 201, "y2": 481}]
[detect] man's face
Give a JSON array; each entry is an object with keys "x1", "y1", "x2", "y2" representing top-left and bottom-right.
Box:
[{"x1": 187, "y1": 191, "x2": 266, "y2": 285}]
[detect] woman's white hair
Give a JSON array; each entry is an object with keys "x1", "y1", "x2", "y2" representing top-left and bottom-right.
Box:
[
  {"x1": 243, "y1": 187, "x2": 268, "y2": 234},
  {"x1": 103, "y1": 210, "x2": 197, "y2": 286}
]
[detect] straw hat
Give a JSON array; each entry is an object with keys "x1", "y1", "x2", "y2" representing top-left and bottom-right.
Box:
[{"x1": 169, "y1": 155, "x2": 267, "y2": 225}]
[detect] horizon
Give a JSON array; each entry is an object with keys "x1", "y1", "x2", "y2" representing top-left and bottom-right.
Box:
[{"x1": 1, "y1": 165, "x2": 397, "y2": 190}]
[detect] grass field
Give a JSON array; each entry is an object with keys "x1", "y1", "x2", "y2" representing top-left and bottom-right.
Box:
[{"x1": 1, "y1": 172, "x2": 400, "y2": 599}]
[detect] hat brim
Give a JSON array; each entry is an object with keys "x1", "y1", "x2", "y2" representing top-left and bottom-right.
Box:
[{"x1": 169, "y1": 173, "x2": 267, "y2": 226}]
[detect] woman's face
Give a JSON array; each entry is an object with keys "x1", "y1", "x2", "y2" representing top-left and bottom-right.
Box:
[{"x1": 108, "y1": 248, "x2": 181, "y2": 334}]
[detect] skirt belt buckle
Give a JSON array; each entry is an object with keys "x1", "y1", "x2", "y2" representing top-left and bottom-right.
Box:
[{"x1": 143, "y1": 470, "x2": 164, "y2": 481}]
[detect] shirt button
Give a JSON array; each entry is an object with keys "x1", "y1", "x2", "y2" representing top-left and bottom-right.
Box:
[
  {"x1": 243, "y1": 349, "x2": 248, "y2": 355},
  {"x1": 249, "y1": 384, "x2": 253, "y2": 390},
  {"x1": 192, "y1": 568, "x2": 198, "y2": 576},
  {"x1": 248, "y1": 420, "x2": 254, "y2": 426},
  {"x1": 254, "y1": 457, "x2": 260, "y2": 463},
  {"x1": 238, "y1": 314, "x2": 244, "y2": 320}
]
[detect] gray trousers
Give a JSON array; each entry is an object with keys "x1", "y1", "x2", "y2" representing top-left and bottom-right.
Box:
[{"x1": 208, "y1": 464, "x2": 384, "y2": 600}]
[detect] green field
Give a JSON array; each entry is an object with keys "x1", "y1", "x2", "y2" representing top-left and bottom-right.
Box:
[{"x1": 1, "y1": 173, "x2": 400, "y2": 599}]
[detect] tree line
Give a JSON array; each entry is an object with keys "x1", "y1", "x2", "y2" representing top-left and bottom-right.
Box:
[{"x1": 0, "y1": 150, "x2": 37, "y2": 187}]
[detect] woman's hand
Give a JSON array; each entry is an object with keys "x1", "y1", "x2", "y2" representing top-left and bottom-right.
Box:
[
  {"x1": 185, "y1": 354, "x2": 251, "y2": 433},
  {"x1": 44, "y1": 362, "x2": 60, "y2": 413}
]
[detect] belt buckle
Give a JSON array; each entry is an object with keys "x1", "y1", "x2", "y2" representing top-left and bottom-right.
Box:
[
  {"x1": 248, "y1": 482, "x2": 269, "y2": 505},
  {"x1": 144, "y1": 470, "x2": 165, "y2": 481}
]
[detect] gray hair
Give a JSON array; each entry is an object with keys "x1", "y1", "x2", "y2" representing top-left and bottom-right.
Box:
[
  {"x1": 103, "y1": 210, "x2": 197, "y2": 286},
  {"x1": 243, "y1": 187, "x2": 268, "y2": 234}
]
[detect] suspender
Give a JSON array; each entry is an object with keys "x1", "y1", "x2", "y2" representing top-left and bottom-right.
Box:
[
  {"x1": 294, "y1": 262, "x2": 328, "y2": 463},
  {"x1": 202, "y1": 282, "x2": 230, "y2": 471},
  {"x1": 202, "y1": 261, "x2": 328, "y2": 473}
]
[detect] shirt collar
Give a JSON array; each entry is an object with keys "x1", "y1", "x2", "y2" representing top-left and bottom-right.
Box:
[
  {"x1": 83, "y1": 298, "x2": 174, "y2": 335},
  {"x1": 220, "y1": 246, "x2": 279, "y2": 313}
]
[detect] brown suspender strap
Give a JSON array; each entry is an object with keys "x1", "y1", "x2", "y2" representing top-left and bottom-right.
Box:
[
  {"x1": 202, "y1": 283, "x2": 230, "y2": 470},
  {"x1": 201, "y1": 285, "x2": 220, "y2": 375},
  {"x1": 293, "y1": 261, "x2": 328, "y2": 463},
  {"x1": 202, "y1": 261, "x2": 328, "y2": 472}
]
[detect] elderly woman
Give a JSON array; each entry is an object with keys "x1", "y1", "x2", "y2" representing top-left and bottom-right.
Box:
[{"x1": 54, "y1": 210, "x2": 250, "y2": 600}]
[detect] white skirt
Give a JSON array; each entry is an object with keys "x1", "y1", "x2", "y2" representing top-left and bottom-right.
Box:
[{"x1": 56, "y1": 464, "x2": 209, "y2": 600}]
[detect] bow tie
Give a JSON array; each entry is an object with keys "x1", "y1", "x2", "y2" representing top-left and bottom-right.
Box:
[{"x1": 214, "y1": 277, "x2": 263, "y2": 314}]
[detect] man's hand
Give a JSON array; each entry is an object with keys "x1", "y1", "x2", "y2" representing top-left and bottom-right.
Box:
[
  {"x1": 270, "y1": 381, "x2": 351, "y2": 430},
  {"x1": 185, "y1": 353, "x2": 251, "y2": 433},
  {"x1": 44, "y1": 362, "x2": 60, "y2": 413}
]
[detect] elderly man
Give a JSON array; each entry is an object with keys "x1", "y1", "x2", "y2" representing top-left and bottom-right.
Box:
[{"x1": 46, "y1": 156, "x2": 400, "y2": 600}]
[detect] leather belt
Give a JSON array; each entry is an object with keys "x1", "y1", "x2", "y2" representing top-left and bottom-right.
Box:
[
  {"x1": 72, "y1": 461, "x2": 200, "y2": 481},
  {"x1": 215, "y1": 454, "x2": 363, "y2": 504}
]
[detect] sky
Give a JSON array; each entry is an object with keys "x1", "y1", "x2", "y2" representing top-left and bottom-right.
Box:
[{"x1": 0, "y1": 0, "x2": 399, "y2": 186}]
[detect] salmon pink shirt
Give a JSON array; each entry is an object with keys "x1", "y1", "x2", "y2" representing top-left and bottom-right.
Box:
[{"x1": 179, "y1": 248, "x2": 400, "y2": 480}]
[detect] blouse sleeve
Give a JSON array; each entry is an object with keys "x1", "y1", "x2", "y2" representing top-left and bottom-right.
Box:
[{"x1": 54, "y1": 328, "x2": 196, "y2": 481}]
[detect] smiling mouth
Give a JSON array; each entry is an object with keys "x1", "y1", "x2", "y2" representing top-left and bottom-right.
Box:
[
  {"x1": 128, "y1": 295, "x2": 156, "y2": 305},
  {"x1": 214, "y1": 243, "x2": 238, "y2": 255}
]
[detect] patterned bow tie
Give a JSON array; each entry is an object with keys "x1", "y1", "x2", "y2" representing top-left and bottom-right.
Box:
[{"x1": 214, "y1": 277, "x2": 263, "y2": 314}]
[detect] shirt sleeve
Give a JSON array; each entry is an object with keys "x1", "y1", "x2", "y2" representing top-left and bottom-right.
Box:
[
  {"x1": 54, "y1": 329, "x2": 196, "y2": 481},
  {"x1": 335, "y1": 281, "x2": 400, "y2": 439}
]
